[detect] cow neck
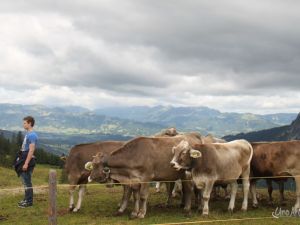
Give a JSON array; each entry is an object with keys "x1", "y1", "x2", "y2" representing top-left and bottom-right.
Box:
[
  {"x1": 105, "y1": 150, "x2": 130, "y2": 169},
  {"x1": 102, "y1": 155, "x2": 109, "y2": 168},
  {"x1": 191, "y1": 147, "x2": 209, "y2": 173}
]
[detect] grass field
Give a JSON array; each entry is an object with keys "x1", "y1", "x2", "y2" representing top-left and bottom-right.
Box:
[{"x1": 0, "y1": 165, "x2": 300, "y2": 225}]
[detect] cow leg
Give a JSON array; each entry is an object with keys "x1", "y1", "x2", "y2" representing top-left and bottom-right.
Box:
[
  {"x1": 172, "y1": 180, "x2": 182, "y2": 198},
  {"x1": 73, "y1": 184, "x2": 86, "y2": 212},
  {"x1": 266, "y1": 179, "x2": 274, "y2": 205},
  {"x1": 194, "y1": 186, "x2": 202, "y2": 210},
  {"x1": 241, "y1": 168, "x2": 250, "y2": 211},
  {"x1": 69, "y1": 184, "x2": 76, "y2": 211},
  {"x1": 182, "y1": 180, "x2": 193, "y2": 216},
  {"x1": 155, "y1": 182, "x2": 161, "y2": 193},
  {"x1": 250, "y1": 181, "x2": 258, "y2": 208},
  {"x1": 130, "y1": 185, "x2": 141, "y2": 219},
  {"x1": 115, "y1": 185, "x2": 132, "y2": 216},
  {"x1": 211, "y1": 186, "x2": 217, "y2": 200},
  {"x1": 228, "y1": 181, "x2": 238, "y2": 213},
  {"x1": 166, "y1": 182, "x2": 175, "y2": 206},
  {"x1": 201, "y1": 180, "x2": 214, "y2": 216},
  {"x1": 294, "y1": 176, "x2": 300, "y2": 210},
  {"x1": 137, "y1": 183, "x2": 150, "y2": 219},
  {"x1": 223, "y1": 185, "x2": 230, "y2": 200},
  {"x1": 278, "y1": 181, "x2": 286, "y2": 206}
]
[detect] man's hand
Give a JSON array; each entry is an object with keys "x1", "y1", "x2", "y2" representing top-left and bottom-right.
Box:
[
  {"x1": 22, "y1": 163, "x2": 28, "y2": 171},
  {"x1": 23, "y1": 143, "x2": 35, "y2": 171}
]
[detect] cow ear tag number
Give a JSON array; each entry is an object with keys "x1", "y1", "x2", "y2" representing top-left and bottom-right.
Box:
[{"x1": 190, "y1": 149, "x2": 202, "y2": 158}]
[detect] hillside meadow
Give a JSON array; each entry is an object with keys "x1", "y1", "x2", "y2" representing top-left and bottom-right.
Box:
[{"x1": 0, "y1": 165, "x2": 299, "y2": 225}]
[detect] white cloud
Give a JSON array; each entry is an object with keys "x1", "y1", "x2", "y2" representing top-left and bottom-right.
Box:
[{"x1": 0, "y1": 0, "x2": 299, "y2": 114}]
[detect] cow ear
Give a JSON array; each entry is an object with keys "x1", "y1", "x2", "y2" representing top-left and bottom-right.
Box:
[{"x1": 190, "y1": 149, "x2": 202, "y2": 158}]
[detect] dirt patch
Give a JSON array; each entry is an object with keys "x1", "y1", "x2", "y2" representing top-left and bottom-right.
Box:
[
  {"x1": 0, "y1": 215, "x2": 8, "y2": 221},
  {"x1": 57, "y1": 208, "x2": 70, "y2": 216}
]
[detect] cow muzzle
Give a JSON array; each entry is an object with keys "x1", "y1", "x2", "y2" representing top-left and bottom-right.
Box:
[{"x1": 170, "y1": 160, "x2": 182, "y2": 171}]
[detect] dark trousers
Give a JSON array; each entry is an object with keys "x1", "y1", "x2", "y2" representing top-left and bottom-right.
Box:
[{"x1": 20, "y1": 167, "x2": 34, "y2": 203}]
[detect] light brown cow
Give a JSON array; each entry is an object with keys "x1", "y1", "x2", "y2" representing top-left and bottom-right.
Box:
[
  {"x1": 65, "y1": 141, "x2": 125, "y2": 212},
  {"x1": 170, "y1": 140, "x2": 253, "y2": 215},
  {"x1": 250, "y1": 141, "x2": 300, "y2": 209},
  {"x1": 86, "y1": 133, "x2": 203, "y2": 218}
]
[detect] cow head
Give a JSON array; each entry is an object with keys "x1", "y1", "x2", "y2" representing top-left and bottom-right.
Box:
[
  {"x1": 170, "y1": 140, "x2": 202, "y2": 171},
  {"x1": 85, "y1": 152, "x2": 111, "y2": 183}
]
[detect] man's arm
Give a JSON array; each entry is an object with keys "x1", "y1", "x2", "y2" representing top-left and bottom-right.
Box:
[{"x1": 22, "y1": 143, "x2": 35, "y2": 171}]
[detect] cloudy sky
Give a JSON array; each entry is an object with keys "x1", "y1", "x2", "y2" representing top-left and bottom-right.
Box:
[{"x1": 0, "y1": 0, "x2": 299, "y2": 114}]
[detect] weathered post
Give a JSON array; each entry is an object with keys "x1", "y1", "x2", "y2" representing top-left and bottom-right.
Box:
[{"x1": 48, "y1": 169, "x2": 57, "y2": 225}]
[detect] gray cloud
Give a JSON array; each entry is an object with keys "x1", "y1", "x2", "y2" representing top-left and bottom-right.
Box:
[{"x1": 0, "y1": 0, "x2": 299, "y2": 113}]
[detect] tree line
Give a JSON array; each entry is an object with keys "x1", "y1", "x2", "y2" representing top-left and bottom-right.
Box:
[{"x1": 0, "y1": 131, "x2": 63, "y2": 168}]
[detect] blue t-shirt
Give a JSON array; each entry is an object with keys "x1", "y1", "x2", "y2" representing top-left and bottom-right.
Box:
[{"x1": 21, "y1": 131, "x2": 38, "y2": 152}]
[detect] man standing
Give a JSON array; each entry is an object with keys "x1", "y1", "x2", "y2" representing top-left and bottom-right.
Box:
[{"x1": 16, "y1": 116, "x2": 38, "y2": 208}]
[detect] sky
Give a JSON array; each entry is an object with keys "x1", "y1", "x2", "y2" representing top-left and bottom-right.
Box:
[{"x1": 0, "y1": 0, "x2": 300, "y2": 114}]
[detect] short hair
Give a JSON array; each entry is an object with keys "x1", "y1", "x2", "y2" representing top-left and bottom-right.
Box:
[{"x1": 23, "y1": 116, "x2": 35, "y2": 127}]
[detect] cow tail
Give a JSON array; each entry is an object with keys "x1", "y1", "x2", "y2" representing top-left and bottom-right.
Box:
[{"x1": 246, "y1": 141, "x2": 254, "y2": 165}]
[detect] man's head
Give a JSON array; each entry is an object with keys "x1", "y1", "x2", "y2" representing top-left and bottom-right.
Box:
[{"x1": 23, "y1": 116, "x2": 35, "y2": 130}]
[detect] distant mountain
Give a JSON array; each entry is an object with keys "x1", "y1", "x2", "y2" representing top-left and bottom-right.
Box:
[
  {"x1": 0, "y1": 103, "x2": 297, "y2": 137},
  {"x1": 0, "y1": 103, "x2": 164, "y2": 136},
  {"x1": 224, "y1": 113, "x2": 300, "y2": 142},
  {"x1": 94, "y1": 106, "x2": 297, "y2": 136}
]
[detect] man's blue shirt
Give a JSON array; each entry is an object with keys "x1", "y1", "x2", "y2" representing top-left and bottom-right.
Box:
[{"x1": 21, "y1": 131, "x2": 38, "y2": 152}]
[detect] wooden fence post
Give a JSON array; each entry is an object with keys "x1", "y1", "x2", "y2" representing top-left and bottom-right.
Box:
[{"x1": 48, "y1": 169, "x2": 57, "y2": 225}]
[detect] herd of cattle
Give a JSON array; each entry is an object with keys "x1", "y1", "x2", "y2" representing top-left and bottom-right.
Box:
[{"x1": 63, "y1": 128, "x2": 300, "y2": 219}]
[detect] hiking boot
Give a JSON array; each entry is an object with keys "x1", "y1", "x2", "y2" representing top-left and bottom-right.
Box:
[{"x1": 18, "y1": 201, "x2": 33, "y2": 208}]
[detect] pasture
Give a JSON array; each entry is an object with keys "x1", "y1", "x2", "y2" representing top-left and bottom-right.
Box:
[{"x1": 0, "y1": 165, "x2": 299, "y2": 225}]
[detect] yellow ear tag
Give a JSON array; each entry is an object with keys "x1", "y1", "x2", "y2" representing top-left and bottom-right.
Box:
[
  {"x1": 85, "y1": 161, "x2": 93, "y2": 171},
  {"x1": 190, "y1": 149, "x2": 202, "y2": 158}
]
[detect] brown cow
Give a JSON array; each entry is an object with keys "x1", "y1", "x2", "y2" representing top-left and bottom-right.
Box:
[
  {"x1": 170, "y1": 140, "x2": 253, "y2": 215},
  {"x1": 250, "y1": 141, "x2": 300, "y2": 209},
  {"x1": 86, "y1": 133, "x2": 203, "y2": 218},
  {"x1": 65, "y1": 141, "x2": 125, "y2": 212}
]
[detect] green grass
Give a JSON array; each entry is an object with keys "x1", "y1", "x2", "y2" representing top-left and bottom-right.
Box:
[{"x1": 1, "y1": 166, "x2": 300, "y2": 225}]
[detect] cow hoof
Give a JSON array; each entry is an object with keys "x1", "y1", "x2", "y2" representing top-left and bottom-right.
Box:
[
  {"x1": 137, "y1": 212, "x2": 145, "y2": 219},
  {"x1": 228, "y1": 208, "x2": 233, "y2": 215},
  {"x1": 280, "y1": 202, "x2": 287, "y2": 206},
  {"x1": 129, "y1": 213, "x2": 138, "y2": 220},
  {"x1": 113, "y1": 211, "x2": 124, "y2": 217},
  {"x1": 241, "y1": 207, "x2": 247, "y2": 212},
  {"x1": 268, "y1": 201, "x2": 274, "y2": 207},
  {"x1": 202, "y1": 212, "x2": 209, "y2": 217},
  {"x1": 72, "y1": 208, "x2": 79, "y2": 213},
  {"x1": 69, "y1": 205, "x2": 75, "y2": 212},
  {"x1": 252, "y1": 204, "x2": 258, "y2": 209}
]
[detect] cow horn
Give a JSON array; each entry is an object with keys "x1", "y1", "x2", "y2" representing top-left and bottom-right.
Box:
[
  {"x1": 190, "y1": 149, "x2": 202, "y2": 158},
  {"x1": 85, "y1": 161, "x2": 93, "y2": 171}
]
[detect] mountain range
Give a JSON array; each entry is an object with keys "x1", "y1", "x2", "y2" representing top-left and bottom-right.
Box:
[
  {"x1": 224, "y1": 113, "x2": 300, "y2": 142},
  {"x1": 0, "y1": 103, "x2": 296, "y2": 137},
  {"x1": 0, "y1": 103, "x2": 298, "y2": 155}
]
